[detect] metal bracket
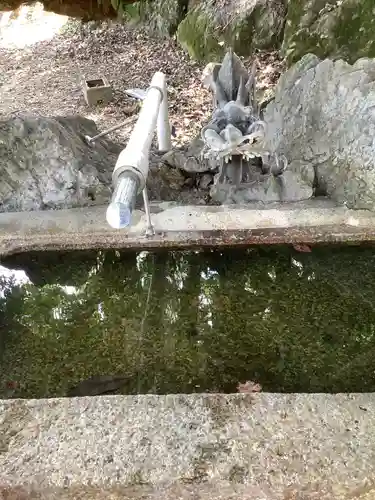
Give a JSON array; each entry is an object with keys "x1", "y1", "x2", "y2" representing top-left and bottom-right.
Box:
[{"x1": 142, "y1": 188, "x2": 155, "y2": 237}]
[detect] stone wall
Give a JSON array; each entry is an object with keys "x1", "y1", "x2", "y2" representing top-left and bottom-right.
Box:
[{"x1": 263, "y1": 54, "x2": 375, "y2": 210}]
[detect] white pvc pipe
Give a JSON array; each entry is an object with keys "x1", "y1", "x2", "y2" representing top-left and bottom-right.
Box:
[
  {"x1": 112, "y1": 72, "x2": 166, "y2": 189},
  {"x1": 107, "y1": 71, "x2": 172, "y2": 230},
  {"x1": 157, "y1": 78, "x2": 172, "y2": 152}
]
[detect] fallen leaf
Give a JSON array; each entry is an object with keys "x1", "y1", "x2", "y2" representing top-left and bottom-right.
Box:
[
  {"x1": 292, "y1": 244, "x2": 312, "y2": 253},
  {"x1": 237, "y1": 380, "x2": 262, "y2": 393}
]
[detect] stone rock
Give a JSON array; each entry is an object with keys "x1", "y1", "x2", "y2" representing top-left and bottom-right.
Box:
[
  {"x1": 162, "y1": 149, "x2": 202, "y2": 173},
  {"x1": 122, "y1": 0, "x2": 184, "y2": 36},
  {"x1": 210, "y1": 167, "x2": 314, "y2": 204},
  {"x1": 161, "y1": 137, "x2": 218, "y2": 173},
  {"x1": 154, "y1": 163, "x2": 186, "y2": 191},
  {"x1": 145, "y1": 163, "x2": 207, "y2": 205},
  {"x1": 177, "y1": 0, "x2": 286, "y2": 62},
  {"x1": 183, "y1": 176, "x2": 195, "y2": 188},
  {"x1": 198, "y1": 173, "x2": 214, "y2": 190},
  {"x1": 263, "y1": 54, "x2": 375, "y2": 210},
  {"x1": 201, "y1": 62, "x2": 221, "y2": 89},
  {"x1": 282, "y1": 0, "x2": 375, "y2": 66},
  {"x1": 0, "y1": 112, "x2": 121, "y2": 213},
  {"x1": 0, "y1": 113, "x2": 211, "y2": 214}
]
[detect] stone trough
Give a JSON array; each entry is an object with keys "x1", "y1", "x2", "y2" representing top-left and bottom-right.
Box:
[
  {"x1": 1, "y1": 394, "x2": 375, "y2": 500},
  {"x1": 1, "y1": 199, "x2": 375, "y2": 257}
]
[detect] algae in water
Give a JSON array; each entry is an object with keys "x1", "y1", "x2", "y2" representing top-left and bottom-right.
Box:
[{"x1": 1, "y1": 245, "x2": 375, "y2": 398}]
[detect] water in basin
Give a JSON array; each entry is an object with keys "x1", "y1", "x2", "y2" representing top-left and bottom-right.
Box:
[{"x1": 0, "y1": 245, "x2": 374, "y2": 398}]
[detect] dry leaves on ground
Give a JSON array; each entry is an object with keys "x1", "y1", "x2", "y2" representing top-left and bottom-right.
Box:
[{"x1": 0, "y1": 6, "x2": 285, "y2": 148}]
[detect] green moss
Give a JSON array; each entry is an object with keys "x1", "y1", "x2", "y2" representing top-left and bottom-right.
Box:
[
  {"x1": 283, "y1": 0, "x2": 375, "y2": 66},
  {"x1": 282, "y1": 0, "x2": 336, "y2": 64},
  {"x1": 230, "y1": 15, "x2": 257, "y2": 56},
  {"x1": 176, "y1": 8, "x2": 225, "y2": 62},
  {"x1": 120, "y1": 0, "x2": 183, "y2": 36},
  {"x1": 120, "y1": 3, "x2": 141, "y2": 23},
  {"x1": 230, "y1": 10, "x2": 274, "y2": 55},
  {"x1": 236, "y1": 3, "x2": 284, "y2": 52},
  {"x1": 177, "y1": 2, "x2": 285, "y2": 62},
  {"x1": 332, "y1": 0, "x2": 375, "y2": 62}
]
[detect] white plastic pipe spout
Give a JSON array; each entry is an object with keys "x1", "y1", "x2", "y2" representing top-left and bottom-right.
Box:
[{"x1": 106, "y1": 71, "x2": 172, "y2": 229}]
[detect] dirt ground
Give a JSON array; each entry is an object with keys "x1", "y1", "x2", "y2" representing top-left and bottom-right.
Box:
[{"x1": 0, "y1": 4, "x2": 285, "y2": 148}]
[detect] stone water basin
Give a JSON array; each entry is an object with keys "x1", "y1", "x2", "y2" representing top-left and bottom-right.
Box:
[{"x1": 1, "y1": 245, "x2": 375, "y2": 499}]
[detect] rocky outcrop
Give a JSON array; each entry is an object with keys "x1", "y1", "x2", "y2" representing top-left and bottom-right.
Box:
[
  {"x1": 122, "y1": 0, "x2": 185, "y2": 36},
  {"x1": 263, "y1": 53, "x2": 375, "y2": 210},
  {"x1": 146, "y1": 158, "x2": 213, "y2": 205},
  {"x1": 0, "y1": 113, "x2": 119, "y2": 213},
  {"x1": 176, "y1": 0, "x2": 286, "y2": 61},
  {"x1": 177, "y1": 0, "x2": 375, "y2": 66},
  {"x1": 3, "y1": 0, "x2": 374, "y2": 69},
  {"x1": 282, "y1": 0, "x2": 375, "y2": 66},
  {"x1": 130, "y1": 0, "x2": 374, "y2": 68},
  {"x1": 0, "y1": 113, "x2": 211, "y2": 213}
]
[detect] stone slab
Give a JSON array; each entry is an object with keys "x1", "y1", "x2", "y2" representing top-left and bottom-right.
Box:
[
  {"x1": 1, "y1": 394, "x2": 375, "y2": 499},
  {"x1": 0, "y1": 200, "x2": 375, "y2": 256}
]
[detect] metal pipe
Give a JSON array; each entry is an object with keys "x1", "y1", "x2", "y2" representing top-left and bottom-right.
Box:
[
  {"x1": 85, "y1": 116, "x2": 136, "y2": 145},
  {"x1": 106, "y1": 173, "x2": 139, "y2": 229}
]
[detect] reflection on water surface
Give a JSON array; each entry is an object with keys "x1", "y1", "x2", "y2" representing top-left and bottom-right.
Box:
[{"x1": 0, "y1": 245, "x2": 375, "y2": 398}]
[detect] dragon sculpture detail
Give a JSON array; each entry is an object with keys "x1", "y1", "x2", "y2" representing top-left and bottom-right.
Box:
[{"x1": 201, "y1": 50, "x2": 295, "y2": 204}]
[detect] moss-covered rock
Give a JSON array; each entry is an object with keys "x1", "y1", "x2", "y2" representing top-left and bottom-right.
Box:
[
  {"x1": 121, "y1": 0, "x2": 185, "y2": 36},
  {"x1": 282, "y1": 0, "x2": 375, "y2": 66},
  {"x1": 176, "y1": 0, "x2": 286, "y2": 62}
]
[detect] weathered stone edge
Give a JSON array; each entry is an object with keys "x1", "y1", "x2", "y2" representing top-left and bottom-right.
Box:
[
  {"x1": 0, "y1": 203, "x2": 375, "y2": 256},
  {"x1": 1, "y1": 394, "x2": 375, "y2": 499}
]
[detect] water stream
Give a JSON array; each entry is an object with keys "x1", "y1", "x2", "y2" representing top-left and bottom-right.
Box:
[{"x1": 0, "y1": 245, "x2": 375, "y2": 398}]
